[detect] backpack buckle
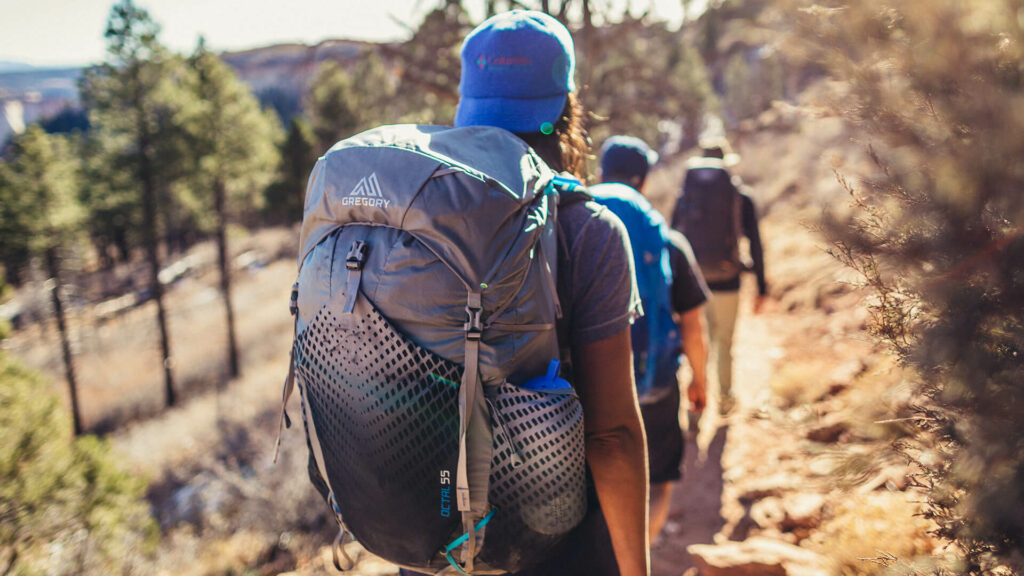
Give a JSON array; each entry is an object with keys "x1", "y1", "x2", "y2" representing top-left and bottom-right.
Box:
[
  {"x1": 464, "y1": 305, "x2": 483, "y2": 341},
  {"x1": 289, "y1": 282, "x2": 299, "y2": 316},
  {"x1": 346, "y1": 241, "x2": 368, "y2": 271}
]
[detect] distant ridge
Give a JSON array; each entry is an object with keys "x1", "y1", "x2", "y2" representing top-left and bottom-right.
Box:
[
  {"x1": 0, "y1": 38, "x2": 392, "y2": 142},
  {"x1": 0, "y1": 61, "x2": 36, "y2": 73}
]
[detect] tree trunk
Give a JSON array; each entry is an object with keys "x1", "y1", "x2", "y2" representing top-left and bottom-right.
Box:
[
  {"x1": 135, "y1": 86, "x2": 176, "y2": 407},
  {"x1": 214, "y1": 178, "x2": 239, "y2": 378},
  {"x1": 46, "y1": 247, "x2": 82, "y2": 436},
  {"x1": 579, "y1": 0, "x2": 597, "y2": 101}
]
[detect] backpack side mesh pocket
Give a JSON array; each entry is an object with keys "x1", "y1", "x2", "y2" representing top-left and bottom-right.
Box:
[{"x1": 479, "y1": 381, "x2": 586, "y2": 569}]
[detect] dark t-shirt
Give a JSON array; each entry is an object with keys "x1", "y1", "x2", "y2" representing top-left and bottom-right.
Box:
[
  {"x1": 667, "y1": 229, "x2": 710, "y2": 314},
  {"x1": 555, "y1": 198, "x2": 642, "y2": 371}
]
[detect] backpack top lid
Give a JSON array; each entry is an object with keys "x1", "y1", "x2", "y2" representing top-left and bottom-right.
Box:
[
  {"x1": 298, "y1": 124, "x2": 554, "y2": 279},
  {"x1": 685, "y1": 155, "x2": 733, "y2": 183}
]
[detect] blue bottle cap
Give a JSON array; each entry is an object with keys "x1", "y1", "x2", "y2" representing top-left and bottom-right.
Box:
[{"x1": 522, "y1": 359, "x2": 572, "y2": 392}]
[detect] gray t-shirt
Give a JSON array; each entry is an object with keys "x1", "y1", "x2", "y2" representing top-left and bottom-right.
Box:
[{"x1": 555, "y1": 198, "x2": 642, "y2": 381}]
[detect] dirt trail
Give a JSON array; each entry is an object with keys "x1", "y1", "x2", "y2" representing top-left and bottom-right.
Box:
[{"x1": 652, "y1": 281, "x2": 782, "y2": 576}]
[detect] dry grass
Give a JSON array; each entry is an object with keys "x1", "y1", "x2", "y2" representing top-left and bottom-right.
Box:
[
  {"x1": 769, "y1": 358, "x2": 840, "y2": 409},
  {"x1": 4, "y1": 227, "x2": 298, "y2": 432},
  {"x1": 811, "y1": 491, "x2": 936, "y2": 576},
  {"x1": 2, "y1": 226, "x2": 327, "y2": 575}
]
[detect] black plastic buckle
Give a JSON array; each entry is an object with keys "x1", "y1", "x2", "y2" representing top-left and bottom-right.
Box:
[
  {"x1": 346, "y1": 241, "x2": 368, "y2": 271},
  {"x1": 289, "y1": 282, "x2": 299, "y2": 316},
  {"x1": 464, "y1": 305, "x2": 483, "y2": 341}
]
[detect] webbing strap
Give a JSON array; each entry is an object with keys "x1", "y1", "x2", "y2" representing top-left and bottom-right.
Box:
[
  {"x1": 273, "y1": 282, "x2": 300, "y2": 464},
  {"x1": 331, "y1": 494, "x2": 357, "y2": 570},
  {"x1": 303, "y1": 375, "x2": 335, "y2": 506},
  {"x1": 443, "y1": 508, "x2": 497, "y2": 575},
  {"x1": 272, "y1": 344, "x2": 296, "y2": 463},
  {"x1": 460, "y1": 511, "x2": 476, "y2": 570},
  {"x1": 456, "y1": 290, "x2": 482, "y2": 570},
  {"x1": 342, "y1": 240, "x2": 368, "y2": 315}
]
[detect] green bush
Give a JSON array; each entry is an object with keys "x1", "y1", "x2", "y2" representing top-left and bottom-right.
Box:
[
  {"x1": 0, "y1": 268, "x2": 9, "y2": 342},
  {"x1": 0, "y1": 353, "x2": 156, "y2": 575}
]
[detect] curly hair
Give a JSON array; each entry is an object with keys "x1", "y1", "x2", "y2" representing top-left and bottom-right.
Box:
[{"x1": 516, "y1": 92, "x2": 591, "y2": 182}]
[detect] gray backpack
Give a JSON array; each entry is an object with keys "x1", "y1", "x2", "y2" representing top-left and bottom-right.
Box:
[
  {"x1": 672, "y1": 157, "x2": 744, "y2": 283},
  {"x1": 276, "y1": 124, "x2": 587, "y2": 574}
]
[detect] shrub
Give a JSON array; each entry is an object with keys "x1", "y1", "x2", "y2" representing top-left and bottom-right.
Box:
[
  {"x1": 797, "y1": 0, "x2": 1024, "y2": 572},
  {"x1": 0, "y1": 353, "x2": 156, "y2": 575}
]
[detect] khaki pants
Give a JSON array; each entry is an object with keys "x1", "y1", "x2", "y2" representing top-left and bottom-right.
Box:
[{"x1": 707, "y1": 289, "x2": 740, "y2": 400}]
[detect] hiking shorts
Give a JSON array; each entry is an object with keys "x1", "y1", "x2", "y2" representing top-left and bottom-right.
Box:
[{"x1": 639, "y1": 383, "x2": 684, "y2": 484}]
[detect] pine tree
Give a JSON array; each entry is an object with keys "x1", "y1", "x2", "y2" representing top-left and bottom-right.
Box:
[
  {"x1": 0, "y1": 126, "x2": 85, "y2": 435},
  {"x1": 264, "y1": 116, "x2": 316, "y2": 225},
  {"x1": 184, "y1": 38, "x2": 281, "y2": 378},
  {"x1": 307, "y1": 61, "x2": 364, "y2": 154},
  {"x1": 585, "y1": 15, "x2": 716, "y2": 153},
  {"x1": 79, "y1": 0, "x2": 192, "y2": 407},
  {"x1": 386, "y1": 4, "x2": 466, "y2": 126},
  {"x1": 77, "y1": 127, "x2": 140, "y2": 267}
]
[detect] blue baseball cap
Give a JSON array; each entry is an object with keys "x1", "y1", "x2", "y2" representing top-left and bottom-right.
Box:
[
  {"x1": 455, "y1": 11, "x2": 576, "y2": 133},
  {"x1": 600, "y1": 135, "x2": 660, "y2": 181}
]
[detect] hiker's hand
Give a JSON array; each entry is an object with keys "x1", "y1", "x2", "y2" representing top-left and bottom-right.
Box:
[
  {"x1": 688, "y1": 378, "x2": 706, "y2": 414},
  {"x1": 753, "y1": 294, "x2": 767, "y2": 314}
]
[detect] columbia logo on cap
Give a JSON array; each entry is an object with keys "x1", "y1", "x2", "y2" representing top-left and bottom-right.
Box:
[
  {"x1": 476, "y1": 54, "x2": 533, "y2": 70},
  {"x1": 455, "y1": 10, "x2": 576, "y2": 133}
]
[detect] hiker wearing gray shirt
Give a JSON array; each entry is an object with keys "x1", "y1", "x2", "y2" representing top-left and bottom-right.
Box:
[{"x1": 402, "y1": 10, "x2": 648, "y2": 576}]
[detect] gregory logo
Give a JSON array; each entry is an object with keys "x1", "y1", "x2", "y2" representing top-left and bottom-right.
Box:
[{"x1": 342, "y1": 173, "x2": 391, "y2": 208}]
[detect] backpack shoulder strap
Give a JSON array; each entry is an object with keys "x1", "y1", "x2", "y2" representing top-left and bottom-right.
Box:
[{"x1": 551, "y1": 174, "x2": 592, "y2": 207}]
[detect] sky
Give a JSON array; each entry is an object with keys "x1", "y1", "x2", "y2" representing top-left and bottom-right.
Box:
[{"x1": 1, "y1": 0, "x2": 701, "y2": 68}]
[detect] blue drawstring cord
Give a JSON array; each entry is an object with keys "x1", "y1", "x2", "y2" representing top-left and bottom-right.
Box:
[{"x1": 442, "y1": 508, "x2": 498, "y2": 575}]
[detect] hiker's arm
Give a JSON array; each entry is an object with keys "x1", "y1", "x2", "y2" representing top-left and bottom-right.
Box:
[
  {"x1": 679, "y1": 305, "x2": 708, "y2": 413},
  {"x1": 575, "y1": 328, "x2": 650, "y2": 576},
  {"x1": 666, "y1": 229, "x2": 710, "y2": 412},
  {"x1": 740, "y1": 193, "x2": 768, "y2": 302}
]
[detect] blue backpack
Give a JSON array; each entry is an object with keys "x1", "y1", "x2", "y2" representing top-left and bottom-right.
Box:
[{"x1": 590, "y1": 183, "x2": 681, "y2": 399}]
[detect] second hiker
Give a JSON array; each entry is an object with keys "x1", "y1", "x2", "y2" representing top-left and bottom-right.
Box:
[{"x1": 591, "y1": 135, "x2": 710, "y2": 541}]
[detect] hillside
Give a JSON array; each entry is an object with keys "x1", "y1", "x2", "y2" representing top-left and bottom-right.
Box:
[{"x1": 0, "y1": 38, "x2": 383, "y2": 145}]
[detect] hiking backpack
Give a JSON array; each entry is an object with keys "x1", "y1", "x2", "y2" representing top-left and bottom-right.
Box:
[
  {"x1": 276, "y1": 124, "x2": 587, "y2": 575},
  {"x1": 589, "y1": 183, "x2": 681, "y2": 400},
  {"x1": 671, "y1": 157, "x2": 744, "y2": 284}
]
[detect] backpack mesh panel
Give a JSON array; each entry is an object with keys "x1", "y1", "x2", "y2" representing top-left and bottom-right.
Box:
[
  {"x1": 479, "y1": 381, "x2": 587, "y2": 570},
  {"x1": 295, "y1": 295, "x2": 462, "y2": 568}
]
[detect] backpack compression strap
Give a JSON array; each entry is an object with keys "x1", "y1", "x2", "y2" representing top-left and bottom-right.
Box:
[
  {"x1": 455, "y1": 288, "x2": 483, "y2": 572},
  {"x1": 552, "y1": 174, "x2": 592, "y2": 207}
]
